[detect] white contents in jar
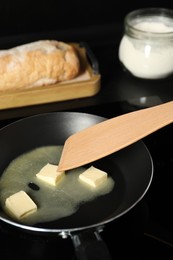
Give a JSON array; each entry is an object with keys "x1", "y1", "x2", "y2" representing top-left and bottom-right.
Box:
[{"x1": 119, "y1": 18, "x2": 173, "y2": 79}]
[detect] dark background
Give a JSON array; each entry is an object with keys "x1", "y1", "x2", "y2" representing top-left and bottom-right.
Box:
[
  {"x1": 1, "y1": 2, "x2": 173, "y2": 259},
  {"x1": 0, "y1": 1, "x2": 173, "y2": 36}
]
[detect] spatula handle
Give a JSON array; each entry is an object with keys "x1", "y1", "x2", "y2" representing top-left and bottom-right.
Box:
[{"x1": 110, "y1": 100, "x2": 173, "y2": 143}]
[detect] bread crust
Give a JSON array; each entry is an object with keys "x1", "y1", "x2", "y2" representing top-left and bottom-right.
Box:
[{"x1": 0, "y1": 40, "x2": 80, "y2": 91}]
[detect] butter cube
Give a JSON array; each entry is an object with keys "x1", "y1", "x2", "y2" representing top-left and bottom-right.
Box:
[
  {"x1": 79, "y1": 166, "x2": 108, "y2": 188},
  {"x1": 36, "y1": 163, "x2": 64, "y2": 186},
  {"x1": 5, "y1": 190, "x2": 37, "y2": 219}
]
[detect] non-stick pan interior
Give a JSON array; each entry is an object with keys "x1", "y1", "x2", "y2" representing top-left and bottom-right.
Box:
[{"x1": 0, "y1": 112, "x2": 153, "y2": 232}]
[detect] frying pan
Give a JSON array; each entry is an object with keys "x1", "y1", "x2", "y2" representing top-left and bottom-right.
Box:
[{"x1": 0, "y1": 112, "x2": 153, "y2": 260}]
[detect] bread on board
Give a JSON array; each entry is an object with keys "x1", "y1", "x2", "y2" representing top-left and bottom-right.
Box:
[{"x1": 0, "y1": 40, "x2": 80, "y2": 91}]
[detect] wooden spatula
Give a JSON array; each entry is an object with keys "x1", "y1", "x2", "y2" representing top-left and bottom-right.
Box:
[{"x1": 58, "y1": 101, "x2": 173, "y2": 171}]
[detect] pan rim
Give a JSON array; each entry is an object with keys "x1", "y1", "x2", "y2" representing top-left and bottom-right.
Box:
[{"x1": 0, "y1": 111, "x2": 154, "y2": 235}]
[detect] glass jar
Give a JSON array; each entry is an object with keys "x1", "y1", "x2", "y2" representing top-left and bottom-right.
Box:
[{"x1": 118, "y1": 8, "x2": 173, "y2": 79}]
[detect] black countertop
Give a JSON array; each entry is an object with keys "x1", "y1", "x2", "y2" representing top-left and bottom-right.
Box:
[
  {"x1": 0, "y1": 23, "x2": 173, "y2": 124},
  {"x1": 1, "y1": 23, "x2": 173, "y2": 259}
]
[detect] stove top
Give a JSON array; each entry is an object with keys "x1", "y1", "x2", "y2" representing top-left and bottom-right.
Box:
[
  {"x1": 1, "y1": 101, "x2": 173, "y2": 259},
  {"x1": 0, "y1": 200, "x2": 172, "y2": 259},
  {"x1": 0, "y1": 26, "x2": 173, "y2": 258}
]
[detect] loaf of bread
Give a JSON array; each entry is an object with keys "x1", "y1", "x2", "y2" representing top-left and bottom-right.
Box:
[{"x1": 0, "y1": 40, "x2": 80, "y2": 91}]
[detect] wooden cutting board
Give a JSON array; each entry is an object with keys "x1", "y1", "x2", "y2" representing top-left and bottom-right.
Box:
[{"x1": 0, "y1": 43, "x2": 101, "y2": 110}]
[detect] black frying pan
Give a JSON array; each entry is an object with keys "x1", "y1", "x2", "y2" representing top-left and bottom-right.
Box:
[{"x1": 0, "y1": 112, "x2": 153, "y2": 260}]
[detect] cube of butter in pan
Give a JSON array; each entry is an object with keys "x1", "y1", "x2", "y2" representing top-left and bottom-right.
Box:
[
  {"x1": 79, "y1": 166, "x2": 108, "y2": 188},
  {"x1": 36, "y1": 163, "x2": 65, "y2": 186},
  {"x1": 5, "y1": 190, "x2": 37, "y2": 219}
]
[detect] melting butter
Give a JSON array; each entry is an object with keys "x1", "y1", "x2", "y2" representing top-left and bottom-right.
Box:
[{"x1": 0, "y1": 146, "x2": 115, "y2": 225}]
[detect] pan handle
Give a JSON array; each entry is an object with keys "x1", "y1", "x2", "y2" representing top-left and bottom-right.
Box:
[
  {"x1": 79, "y1": 41, "x2": 99, "y2": 75},
  {"x1": 71, "y1": 227, "x2": 112, "y2": 260}
]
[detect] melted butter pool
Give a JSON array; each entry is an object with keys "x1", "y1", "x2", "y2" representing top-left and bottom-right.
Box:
[{"x1": 0, "y1": 146, "x2": 115, "y2": 225}]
